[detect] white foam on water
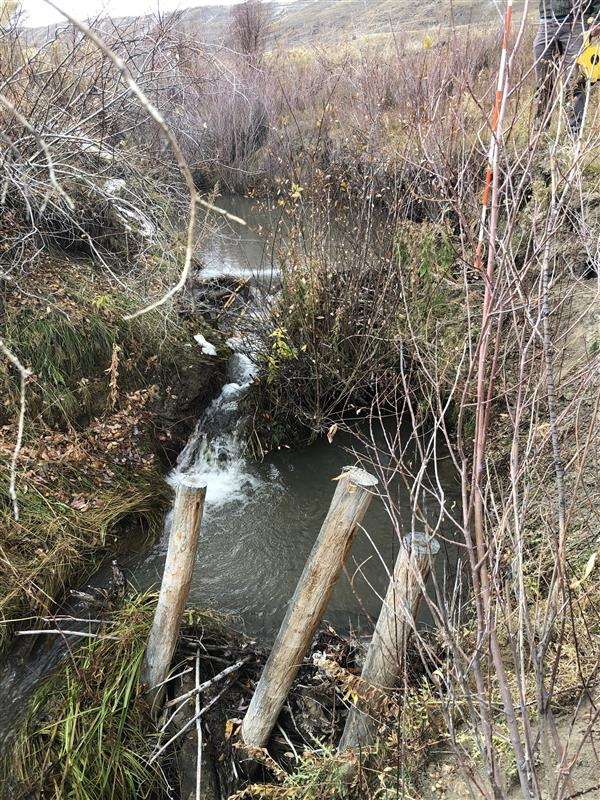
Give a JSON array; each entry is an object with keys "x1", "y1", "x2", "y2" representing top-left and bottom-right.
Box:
[
  {"x1": 169, "y1": 433, "x2": 263, "y2": 509},
  {"x1": 169, "y1": 339, "x2": 272, "y2": 510},
  {"x1": 193, "y1": 333, "x2": 218, "y2": 356}
]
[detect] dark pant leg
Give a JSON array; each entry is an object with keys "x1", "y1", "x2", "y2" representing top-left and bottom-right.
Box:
[
  {"x1": 533, "y1": 19, "x2": 560, "y2": 129},
  {"x1": 559, "y1": 22, "x2": 587, "y2": 135},
  {"x1": 567, "y1": 76, "x2": 588, "y2": 134}
]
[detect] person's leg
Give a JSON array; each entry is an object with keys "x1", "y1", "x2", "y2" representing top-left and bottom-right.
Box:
[
  {"x1": 560, "y1": 21, "x2": 587, "y2": 135},
  {"x1": 534, "y1": 18, "x2": 559, "y2": 130},
  {"x1": 568, "y1": 75, "x2": 589, "y2": 134}
]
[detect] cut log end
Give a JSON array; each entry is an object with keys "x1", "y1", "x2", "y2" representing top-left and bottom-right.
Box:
[
  {"x1": 342, "y1": 465, "x2": 379, "y2": 488},
  {"x1": 178, "y1": 476, "x2": 209, "y2": 491}
]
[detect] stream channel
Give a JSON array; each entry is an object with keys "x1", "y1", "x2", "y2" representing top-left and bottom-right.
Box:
[{"x1": 0, "y1": 197, "x2": 461, "y2": 747}]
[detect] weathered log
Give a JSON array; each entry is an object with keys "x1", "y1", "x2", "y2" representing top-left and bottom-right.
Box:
[
  {"x1": 241, "y1": 466, "x2": 378, "y2": 749},
  {"x1": 142, "y1": 479, "x2": 206, "y2": 698},
  {"x1": 338, "y1": 531, "x2": 439, "y2": 753}
]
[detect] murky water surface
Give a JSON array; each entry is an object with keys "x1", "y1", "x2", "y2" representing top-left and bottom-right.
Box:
[
  {"x1": 134, "y1": 427, "x2": 460, "y2": 637},
  {"x1": 199, "y1": 195, "x2": 282, "y2": 279}
]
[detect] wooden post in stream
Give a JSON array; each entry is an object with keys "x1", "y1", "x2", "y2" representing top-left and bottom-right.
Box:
[
  {"x1": 338, "y1": 531, "x2": 439, "y2": 754},
  {"x1": 142, "y1": 478, "x2": 206, "y2": 699},
  {"x1": 241, "y1": 466, "x2": 378, "y2": 750}
]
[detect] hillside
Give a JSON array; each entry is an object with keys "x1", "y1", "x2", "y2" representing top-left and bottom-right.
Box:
[
  {"x1": 264, "y1": 0, "x2": 523, "y2": 44},
  {"x1": 27, "y1": 0, "x2": 529, "y2": 49}
]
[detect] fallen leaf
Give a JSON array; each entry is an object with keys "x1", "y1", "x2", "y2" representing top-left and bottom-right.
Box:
[
  {"x1": 571, "y1": 551, "x2": 599, "y2": 589},
  {"x1": 70, "y1": 496, "x2": 89, "y2": 511}
]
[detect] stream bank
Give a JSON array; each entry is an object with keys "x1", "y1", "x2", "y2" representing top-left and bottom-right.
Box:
[
  {"x1": 3, "y1": 590, "x2": 443, "y2": 800},
  {"x1": 0, "y1": 254, "x2": 229, "y2": 653}
]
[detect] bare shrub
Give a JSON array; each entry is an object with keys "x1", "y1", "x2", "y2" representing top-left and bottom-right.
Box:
[
  {"x1": 162, "y1": 25, "x2": 506, "y2": 208},
  {"x1": 244, "y1": 202, "x2": 403, "y2": 452},
  {"x1": 0, "y1": 15, "x2": 188, "y2": 278},
  {"x1": 229, "y1": 0, "x2": 271, "y2": 66}
]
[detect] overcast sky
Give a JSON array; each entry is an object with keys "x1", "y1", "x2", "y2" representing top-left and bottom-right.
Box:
[{"x1": 20, "y1": 0, "x2": 255, "y2": 27}]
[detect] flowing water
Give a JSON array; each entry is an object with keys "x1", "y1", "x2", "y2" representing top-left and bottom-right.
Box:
[
  {"x1": 0, "y1": 197, "x2": 461, "y2": 745},
  {"x1": 124, "y1": 196, "x2": 461, "y2": 637}
]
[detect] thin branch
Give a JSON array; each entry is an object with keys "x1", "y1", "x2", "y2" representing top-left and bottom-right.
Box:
[{"x1": 0, "y1": 338, "x2": 31, "y2": 521}]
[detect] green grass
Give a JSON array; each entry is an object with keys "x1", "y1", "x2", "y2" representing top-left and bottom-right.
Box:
[
  {"x1": 4, "y1": 593, "x2": 164, "y2": 800},
  {"x1": 2, "y1": 596, "x2": 238, "y2": 800},
  {"x1": 1, "y1": 308, "x2": 115, "y2": 424},
  {"x1": 0, "y1": 259, "x2": 199, "y2": 427},
  {"x1": 0, "y1": 459, "x2": 170, "y2": 652}
]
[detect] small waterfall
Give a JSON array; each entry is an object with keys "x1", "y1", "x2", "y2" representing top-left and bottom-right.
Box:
[{"x1": 169, "y1": 339, "x2": 266, "y2": 508}]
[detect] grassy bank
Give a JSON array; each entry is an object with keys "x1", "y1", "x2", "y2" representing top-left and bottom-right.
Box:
[
  {"x1": 4, "y1": 593, "x2": 160, "y2": 800},
  {"x1": 2, "y1": 595, "x2": 238, "y2": 799},
  {"x1": 0, "y1": 255, "x2": 227, "y2": 651},
  {"x1": 2, "y1": 593, "x2": 257, "y2": 800}
]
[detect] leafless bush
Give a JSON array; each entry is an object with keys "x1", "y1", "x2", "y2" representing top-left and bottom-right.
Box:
[
  {"x1": 242, "y1": 201, "x2": 408, "y2": 453},
  {"x1": 237, "y1": 15, "x2": 600, "y2": 799},
  {"x1": 229, "y1": 0, "x2": 271, "y2": 66},
  {"x1": 0, "y1": 14, "x2": 189, "y2": 278},
  {"x1": 164, "y1": 24, "x2": 506, "y2": 207}
]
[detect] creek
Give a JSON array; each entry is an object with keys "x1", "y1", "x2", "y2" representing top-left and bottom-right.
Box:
[
  {"x1": 0, "y1": 196, "x2": 460, "y2": 747},
  {"x1": 127, "y1": 196, "x2": 461, "y2": 637}
]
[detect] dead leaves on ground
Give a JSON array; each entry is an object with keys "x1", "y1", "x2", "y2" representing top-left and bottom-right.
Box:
[{"x1": 0, "y1": 387, "x2": 157, "y2": 512}]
